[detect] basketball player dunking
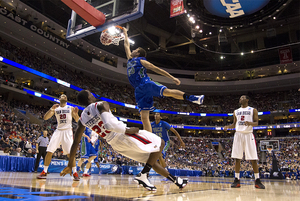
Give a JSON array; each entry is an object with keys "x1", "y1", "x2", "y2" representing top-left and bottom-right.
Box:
[
  {"x1": 60, "y1": 90, "x2": 188, "y2": 191},
  {"x1": 224, "y1": 95, "x2": 265, "y2": 189},
  {"x1": 123, "y1": 28, "x2": 204, "y2": 133},
  {"x1": 37, "y1": 94, "x2": 80, "y2": 181}
]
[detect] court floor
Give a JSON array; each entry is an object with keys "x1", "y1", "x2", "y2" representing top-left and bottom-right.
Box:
[{"x1": 0, "y1": 172, "x2": 298, "y2": 201}]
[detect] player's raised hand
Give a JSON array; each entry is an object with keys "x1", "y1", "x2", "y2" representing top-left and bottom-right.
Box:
[
  {"x1": 51, "y1": 104, "x2": 59, "y2": 110},
  {"x1": 74, "y1": 107, "x2": 79, "y2": 113},
  {"x1": 224, "y1": 126, "x2": 228, "y2": 131},
  {"x1": 123, "y1": 27, "x2": 128, "y2": 34},
  {"x1": 172, "y1": 78, "x2": 181, "y2": 85},
  {"x1": 60, "y1": 166, "x2": 72, "y2": 177}
]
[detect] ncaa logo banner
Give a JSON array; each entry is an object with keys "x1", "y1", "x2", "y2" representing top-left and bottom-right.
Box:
[
  {"x1": 170, "y1": 0, "x2": 185, "y2": 18},
  {"x1": 204, "y1": 0, "x2": 270, "y2": 18}
]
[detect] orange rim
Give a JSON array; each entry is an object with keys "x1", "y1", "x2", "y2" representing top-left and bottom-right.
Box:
[{"x1": 102, "y1": 25, "x2": 123, "y2": 33}]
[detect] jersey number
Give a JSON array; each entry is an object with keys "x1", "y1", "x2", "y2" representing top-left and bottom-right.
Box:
[
  {"x1": 241, "y1": 116, "x2": 245, "y2": 121},
  {"x1": 91, "y1": 121, "x2": 111, "y2": 138},
  {"x1": 60, "y1": 114, "x2": 66, "y2": 119}
]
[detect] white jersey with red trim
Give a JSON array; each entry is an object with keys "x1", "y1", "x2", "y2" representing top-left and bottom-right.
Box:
[
  {"x1": 54, "y1": 105, "x2": 73, "y2": 130},
  {"x1": 80, "y1": 102, "x2": 117, "y2": 142},
  {"x1": 234, "y1": 106, "x2": 254, "y2": 133}
]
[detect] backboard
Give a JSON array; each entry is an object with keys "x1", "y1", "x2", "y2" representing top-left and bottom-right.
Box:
[
  {"x1": 65, "y1": 0, "x2": 144, "y2": 41},
  {"x1": 260, "y1": 140, "x2": 280, "y2": 152}
]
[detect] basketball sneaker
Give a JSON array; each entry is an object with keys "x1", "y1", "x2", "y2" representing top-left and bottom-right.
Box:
[
  {"x1": 174, "y1": 177, "x2": 188, "y2": 189},
  {"x1": 134, "y1": 173, "x2": 157, "y2": 191},
  {"x1": 255, "y1": 179, "x2": 265, "y2": 189},
  {"x1": 73, "y1": 172, "x2": 80, "y2": 181},
  {"x1": 36, "y1": 170, "x2": 47, "y2": 179},
  {"x1": 82, "y1": 173, "x2": 91, "y2": 177},
  {"x1": 231, "y1": 178, "x2": 241, "y2": 188},
  {"x1": 188, "y1": 95, "x2": 204, "y2": 105}
]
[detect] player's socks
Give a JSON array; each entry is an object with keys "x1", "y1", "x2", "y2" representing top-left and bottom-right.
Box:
[
  {"x1": 76, "y1": 166, "x2": 81, "y2": 172},
  {"x1": 141, "y1": 163, "x2": 152, "y2": 174},
  {"x1": 235, "y1": 173, "x2": 240, "y2": 180},
  {"x1": 44, "y1": 166, "x2": 49, "y2": 173},
  {"x1": 254, "y1": 173, "x2": 259, "y2": 179},
  {"x1": 72, "y1": 167, "x2": 77, "y2": 173}
]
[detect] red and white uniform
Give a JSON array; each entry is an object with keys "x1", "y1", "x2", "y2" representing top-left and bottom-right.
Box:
[
  {"x1": 47, "y1": 105, "x2": 74, "y2": 155},
  {"x1": 80, "y1": 102, "x2": 161, "y2": 163},
  {"x1": 231, "y1": 106, "x2": 258, "y2": 160}
]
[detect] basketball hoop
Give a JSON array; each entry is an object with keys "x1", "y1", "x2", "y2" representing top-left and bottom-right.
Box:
[
  {"x1": 267, "y1": 147, "x2": 273, "y2": 154},
  {"x1": 100, "y1": 25, "x2": 124, "y2": 46}
]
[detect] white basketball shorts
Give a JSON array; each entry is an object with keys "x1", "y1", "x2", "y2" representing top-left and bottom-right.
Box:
[
  {"x1": 231, "y1": 132, "x2": 258, "y2": 160},
  {"x1": 46, "y1": 129, "x2": 73, "y2": 155},
  {"x1": 108, "y1": 130, "x2": 162, "y2": 163}
]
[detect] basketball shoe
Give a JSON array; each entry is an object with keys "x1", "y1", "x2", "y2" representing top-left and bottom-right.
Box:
[
  {"x1": 255, "y1": 179, "x2": 265, "y2": 189},
  {"x1": 175, "y1": 177, "x2": 188, "y2": 189},
  {"x1": 73, "y1": 172, "x2": 80, "y2": 181},
  {"x1": 36, "y1": 170, "x2": 47, "y2": 179},
  {"x1": 134, "y1": 173, "x2": 157, "y2": 191},
  {"x1": 188, "y1": 95, "x2": 204, "y2": 105},
  {"x1": 82, "y1": 173, "x2": 91, "y2": 177},
  {"x1": 231, "y1": 178, "x2": 241, "y2": 188}
]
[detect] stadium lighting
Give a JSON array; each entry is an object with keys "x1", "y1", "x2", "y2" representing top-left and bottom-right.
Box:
[
  {"x1": 241, "y1": 52, "x2": 244, "y2": 55},
  {"x1": 128, "y1": 38, "x2": 135, "y2": 44},
  {"x1": 189, "y1": 16, "x2": 194, "y2": 22},
  {"x1": 0, "y1": 56, "x2": 3, "y2": 62},
  {"x1": 107, "y1": 26, "x2": 117, "y2": 35},
  {"x1": 195, "y1": 25, "x2": 199, "y2": 29}
]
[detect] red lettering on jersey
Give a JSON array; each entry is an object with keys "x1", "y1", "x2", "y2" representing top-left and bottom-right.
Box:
[
  {"x1": 241, "y1": 116, "x2": 245, "y2": 121},
  {"x1": 91, "y1": 121, "x2": 108, "y2": 138}
]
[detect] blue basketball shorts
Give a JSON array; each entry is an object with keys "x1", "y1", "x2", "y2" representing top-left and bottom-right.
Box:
[
  {"x1": 135, "y1": 80, "x2": 166, "y2": 111},
  {"x1": 162, "y1": 140, "x2": 170, "y2": 159},
  {"x1": 80, "y1": 140, "x2": 97, "y2": 159}
]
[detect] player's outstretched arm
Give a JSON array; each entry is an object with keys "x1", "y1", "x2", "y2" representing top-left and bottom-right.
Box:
[
  {"x1": 60, "y1": 121, "x2": 85, "y2": 176},
  {"x1": 140, "y1": 60, "x2": 181, "y2": 85},
  {"x1": 123, "y1": 28, "x2": 132, "y2": 60},
  {"x1": 44, "y1": 104, "x2": 59, "y2": 120},
  {"x1": 170, "y1": 127, "x2": 185, "y2": 148}
]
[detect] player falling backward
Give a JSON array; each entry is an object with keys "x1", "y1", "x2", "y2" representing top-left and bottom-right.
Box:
[
  {"x1": 37, "y1": 94, "x2": 80, "y2": 181},
  {"x1": 60, "y1": 90, "x2": 188, "y2": 191},
  {"x1": 224, "y1": 95, "x2": 265, "y2": 189}
]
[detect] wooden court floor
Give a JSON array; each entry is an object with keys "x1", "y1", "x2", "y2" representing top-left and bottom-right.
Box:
[{"x1": 0, "y1": 172, "x2": 299, "y2": 201}]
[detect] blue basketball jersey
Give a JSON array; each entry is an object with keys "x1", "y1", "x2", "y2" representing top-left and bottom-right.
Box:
[
  {"x1": 151, "y1": 120, "x2": 171, "y2": 142},
  {"x1": 83, "y1": 127, "x2": 92, "y2": 143},
  {"x1": 127, "y1": 57, "x2": 149, "y2": 88}
]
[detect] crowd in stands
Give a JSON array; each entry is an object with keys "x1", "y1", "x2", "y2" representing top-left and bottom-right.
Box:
[
  {"x1": 1, "y1": 37, "x2": 300, "y2": 114},
  {"x1": 1, "y1": 96, "x2": 300, "y2": 178}
]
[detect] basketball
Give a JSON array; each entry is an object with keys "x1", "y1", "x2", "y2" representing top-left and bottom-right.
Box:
[{"x1": 100, "y1": 32, "x2": 113, "y2": 46}]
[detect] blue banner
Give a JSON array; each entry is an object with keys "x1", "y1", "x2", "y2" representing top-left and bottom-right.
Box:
[{"x1": 37, "y1": 159, "x2": 120, "y2": 174}]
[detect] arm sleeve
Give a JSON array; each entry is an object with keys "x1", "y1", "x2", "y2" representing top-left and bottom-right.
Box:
[{"x1": 100, "y1": 112, "x2": 127, "y2": 134}]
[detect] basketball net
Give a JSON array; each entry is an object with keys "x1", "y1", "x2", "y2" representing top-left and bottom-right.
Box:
[
  {"x1": 100, "y1": 25, "x2": 125, "y2": 46},
  {"x1": 267, "y1": 147, "x2": 273, "y2": 154}
]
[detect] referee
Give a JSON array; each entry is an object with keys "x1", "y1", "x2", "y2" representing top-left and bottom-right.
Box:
[{"x1": 34, "y1": 130, "x2": 49, "y2": 173}]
